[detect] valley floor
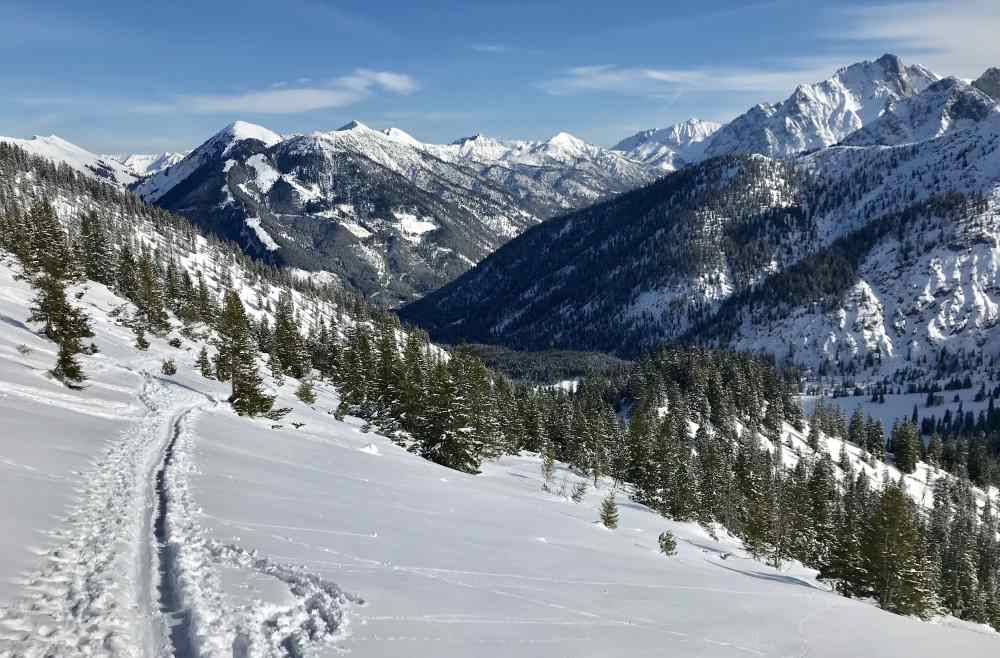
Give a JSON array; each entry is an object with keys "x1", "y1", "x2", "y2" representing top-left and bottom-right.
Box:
[{"x1": 0, "y1": 268, "x2": 998, "y2": 657}]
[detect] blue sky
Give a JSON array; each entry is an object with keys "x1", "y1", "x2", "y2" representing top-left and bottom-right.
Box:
[{"x1": 3, "y1": 0, "x2": 998, "y2": 153}]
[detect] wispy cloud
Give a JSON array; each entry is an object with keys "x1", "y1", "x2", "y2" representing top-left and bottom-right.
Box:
[
  {"x1": 538, "y1": 59, "x2": 847, "y2": 98},
  {"x1": 470, "y1": 43, "x2": 510, "y2": 54},
  {"x1": 136, "y1": 69, "x2": 418, "y2": 115},
  {"x1": 834, "y1": 0, "x2": 1000, "y2": 78}
]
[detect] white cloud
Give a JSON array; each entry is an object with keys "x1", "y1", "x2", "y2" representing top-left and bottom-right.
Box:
[
  {"x1": 835, "y1": 0, "x2": 1000, "y2": 78},
  {"x1": 539, "y1": 59, "x2": 849, "y2": 98},
  {"x1": 182, "y1": 88, "x2": 365, "y2": 114},
  {"x1": 133, "y1": 68, "x2": 418, "y2": 115},
  {"x1": 470, "y1": 43, "x2": 510, "y2": 54}
]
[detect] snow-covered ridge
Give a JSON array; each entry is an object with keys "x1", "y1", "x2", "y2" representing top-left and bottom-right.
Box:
[
  {"x1": 842, "y1": 77, "x2": 999, "y2": 147},
  {"x1": 614, "y1": 54, "x2": 940, "y2": 171},
  {"x1": 106, "y1": 151, "x2": 188, "y2": 177},
  {"x1": 612, "y1": 118, "x2": 723, "y2": 171},
  {"x1": 0, "y1": 134, "x2": 137, "y2": 186}
]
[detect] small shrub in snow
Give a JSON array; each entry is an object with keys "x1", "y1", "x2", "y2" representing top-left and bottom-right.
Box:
[
  {"x1": 161, "y1": 359, "x2": 177, "y2": 375},
  {"x1": 570, "y1": 481, "x2": 587, "y2": 503},
  {"x1": 15, "y1": 344, "x2": 31, "y2": 356},
  {"x1": 168, "y1": 337, "x2": 182, "y2": 349},
  {"x1": 540, "y1": 446, "x2": 555, "y2": 492},
  {"x1": 658, "y1": 531, "x2": 678, "y2": 556},
  {"x1": 600, "y1": 492, "x2": 619, "y2": 529},
  {"x1": 296, "y1": 378, "x2": 316, "y2": 404}
]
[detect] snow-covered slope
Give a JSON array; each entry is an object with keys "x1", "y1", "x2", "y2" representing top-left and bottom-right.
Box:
[
  {"x1": 0, "y1": 134, "x2": 137, "y2": 186},
  {"x1": 841, "y1": 77, "x2": 999, "y2": 147},
  {"x1": 612, "y1": 118, "x2": 723, "y2": 171},
  {"x1": 613, "y1": 54, "x2": 938, "y2": 172},
  {"x1": 109, "y1": 151, "x2": 188, "y2": 177},
  {"x1": 703, "y1": 54, "x2": 938, "y2": 160},
  {"x1": 0, "y1": 258, "x2": 997, "y2": 657}
]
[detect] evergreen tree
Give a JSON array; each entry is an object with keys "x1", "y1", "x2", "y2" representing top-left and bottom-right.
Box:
[
  {"x1": 218, "y1": 290, "x2": 274, "y2": 417},
  {"x1": 600, "y1": 491, "x2": 619, "y2": 529},
  {"x1": 863, "y1": 482, "x2": 933, "y2": 617},
  {"x1": 196, "y1": 347, "x2": 214, "y2": 379},
  {"x1": 296, "y1": 378, "x2": 317, "y2": 404}
]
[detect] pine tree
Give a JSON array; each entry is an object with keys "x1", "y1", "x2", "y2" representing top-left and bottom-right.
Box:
[
  {"x1": 418, "y1": 360, "x2": 480, "y2": 474},
  {"x1": 52, "y1": 338, "x2": 86, "y2": 387},
  {"x1": 296, "y1": 378, "x2": 317, "y2": 404},
  {"x1": 196, "y1": 346, "x2": 214, "y2": 379},
  {"x1": 133, "y1": 324, "x2": 149, "y2": 350},
  {"x1": 77, "y1": 211, "x2": 115, "y2": 286},
  {"x1": 890, "y1": 420, "x2": 920, "y2": 474},
  {"x1": 218, "y1": 290, "x2": 274, "y2": 417},
  {"x1": 600, "y1": 491, "x2": 619, "y2": 529},
  {"x1": 862, "y1": 481, "x2": 933, "y2": 616},
  {"x1": 541, "y1": 442, "x2": 556, "y2": 492}
]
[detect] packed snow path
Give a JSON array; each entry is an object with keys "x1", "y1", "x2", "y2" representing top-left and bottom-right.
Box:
[{"x1": 0, "y1": 373, "x2": 205, "y2": 656}]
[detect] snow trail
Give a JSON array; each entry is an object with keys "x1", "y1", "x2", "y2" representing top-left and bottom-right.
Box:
[{"x1": 0, "y1": 374, "x2": 202, "y2": 657}]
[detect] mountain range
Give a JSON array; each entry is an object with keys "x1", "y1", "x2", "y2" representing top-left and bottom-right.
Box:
[
  {"x1": 401, "y1": 57, "x2": 1000, "y2": 383},
  {"x1": 9, "y1": 53, "x2": 1000, "y2": 382}
]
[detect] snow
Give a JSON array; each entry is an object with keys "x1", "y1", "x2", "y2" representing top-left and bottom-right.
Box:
[
  {"x1": 393, "y1": 211, "x2": 437, "y2": 243},
  {"x1": 109, "y1": 151, "x2": 188, "y2": 177},
  {"x1": 224, "y1": 120, "x2": 282, "y2": 150},
  {"x1": 0, "y1": 257, "x2": 998, "y2": 656},
  {"x1": 245, "y1": 153, "x2": 281, "y2": 193},
  {"x1": 245, "y1": 217, "x2": 280, "y2": 251},
  {"x1": 0, "y1": 134, "x2": 137, "y2": 187}
]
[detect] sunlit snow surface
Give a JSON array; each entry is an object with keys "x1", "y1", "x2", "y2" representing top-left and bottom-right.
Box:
[{"x1": 0, "y1": 261, "x2": 997, "y2": 657}]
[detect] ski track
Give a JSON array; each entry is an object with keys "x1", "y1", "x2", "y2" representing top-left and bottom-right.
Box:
[
  {"x1": 0, "y1": 374, "x2": 193, "y2": 657},
  {"x1": 0, "y1": 371, "x2": 358, "y2": 658},
  {"x1": 161, "y1": 403, "x2": 360, "y2": 658}
]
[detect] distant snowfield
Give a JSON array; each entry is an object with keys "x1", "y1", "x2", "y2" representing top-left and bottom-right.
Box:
[{"x1": 0, "y1": 262, "x2": 998, "y2": 656}]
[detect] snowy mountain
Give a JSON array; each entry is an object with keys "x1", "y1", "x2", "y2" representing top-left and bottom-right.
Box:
[
  {"x1": 2, "y1": 129, "x2": 1000, "y2": 657},
  {"x1": 612, "y1": 118, "x2": 723, "y2": 171},
  {"x1": 0, "y1": 134, "x2": 137, "y2": 186},
  {"x1": 109, "y1": 151, "x2": 188, "y2": 177},
  {"x1": 402, "y1": 62, "x2": 1000, "y2": 385},
  {"x1": 613, "y1": 54, "x2": 938, "y2": 170},
  {"x1": 702, "y1": 54, "x2": 938, "y2": 159},
  {"x1": 133, "y1": 120, "x2": 657, "y2": 304},
  {"x1": 841, "y1": 77, "x2": 998, "y2": 147}
]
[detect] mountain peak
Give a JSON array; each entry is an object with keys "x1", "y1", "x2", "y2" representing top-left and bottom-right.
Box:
[
  {"x1": 546, "y1": 131, "x2": 586, "y2": 149},
  {"x1": 875, "y1": 53, "x2": 904, "y2": 74},
  {"x1": 973, "y1": 67, "x2": 1000, "y2": 101},
  {"x1": 215, "y1": 121, "x2": 282, "y2": 150},
  {"x1": 337, "y1": 120, "x2": 370, "y2": 132}
]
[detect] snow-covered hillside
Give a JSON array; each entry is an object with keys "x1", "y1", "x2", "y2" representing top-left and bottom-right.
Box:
[
  {"x1": 109, "y1": 151, "x2": 189, "y2": 178},
  {"x1": 0, "y1": 134, "x2": 137, "y2": 187},
  {"x1": 612, "y1": 118, "x2": 722, "y2": 171},
  {"x1": 0, "y1": 257, "x2": 997, "y2": 657}
]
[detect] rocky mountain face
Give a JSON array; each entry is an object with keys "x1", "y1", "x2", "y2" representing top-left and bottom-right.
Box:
[
  {"x1": 402, "y1": 65, "x2": 1000, "y2": 382},
  {"x1": 612, "y1": 119, "x2": 722, "y2": 171},
  {"x1": 841, "y1": 77, "x2": 998, "y2": 147},
  {"x1": 614, "y1": 54, "x2": 938, "y2": 170},
  {"x1": 132, "y1": 121, "x2": 658, "y2": 305}
]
